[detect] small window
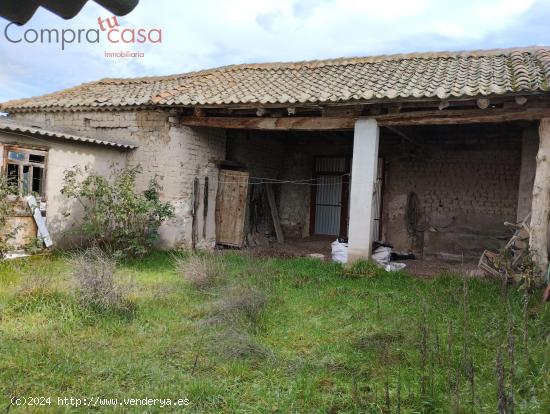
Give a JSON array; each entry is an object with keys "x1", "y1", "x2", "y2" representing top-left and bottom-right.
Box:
[
  {"x1": 3, "y1": 146, "x2": 47, "y2": 196},
  {"x1": 29, "y1": 154, "x2": 45, "y2": 163},
  {"x1": 8, "y1": 151, "x2": 25, "y2": 161}
]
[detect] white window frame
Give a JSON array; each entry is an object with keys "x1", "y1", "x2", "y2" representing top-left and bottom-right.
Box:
[{"x1": 3, "y1": 145, "x2": 48, "y2": 197}]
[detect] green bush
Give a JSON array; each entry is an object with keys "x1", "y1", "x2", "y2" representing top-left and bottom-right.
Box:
[
  {"x1": 0, "y1": 176, "x2": 17, "y2": 259},
  {"x1": 62, "y1": 166, "x2": 174, "y2": 257}
]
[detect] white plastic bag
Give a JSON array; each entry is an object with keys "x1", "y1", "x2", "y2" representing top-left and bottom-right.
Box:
[
  {"x1": 385, "y1": 262, "x2": 407, "y2": 272},
  {"x1": 331, "y1": 239, "x2": 348, "y2": 264},
  {"x1": 373, "y1": 245, "x2": 407, "y2": 272},
  {"x1": 372, "y1": 245, "x2": 391, "y2": 267}
]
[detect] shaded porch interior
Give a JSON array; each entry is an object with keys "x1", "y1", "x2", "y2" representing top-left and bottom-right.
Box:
[{"x1": 221, "y1": 121, "x2": 536, "y2": 268}]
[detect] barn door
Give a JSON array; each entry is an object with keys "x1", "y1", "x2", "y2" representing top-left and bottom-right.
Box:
[
  {"x1": 215, "y1": 169, "x2": 249, "y2": 247},
  {"x1": 311, "y1": 157, "x2": 349, "y2": 237}
]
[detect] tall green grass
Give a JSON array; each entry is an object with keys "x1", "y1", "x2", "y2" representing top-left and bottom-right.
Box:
[{"x1": 0, "y1": 251, "x2": 548, "y2": 413}]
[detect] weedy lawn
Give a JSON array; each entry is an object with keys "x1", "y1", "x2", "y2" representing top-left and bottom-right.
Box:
[{"x1": 0, "y1": 251, "x2": 548, "y2": 413}]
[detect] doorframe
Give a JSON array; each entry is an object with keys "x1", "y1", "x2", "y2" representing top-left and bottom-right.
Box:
[{"x1": 309, "y1": 155, "x2": 351, "y2": 237}]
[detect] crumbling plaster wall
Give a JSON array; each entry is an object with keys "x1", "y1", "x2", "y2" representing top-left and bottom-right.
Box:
[
  {"x1": 8, "y1": 110, "x2": 226, "y2": 248},
  {"x1": 380, "y1": 125, "x2": 523, "y2": 258}
]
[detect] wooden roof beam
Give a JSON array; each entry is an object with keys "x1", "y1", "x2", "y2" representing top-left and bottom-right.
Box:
[
  {"x1": 376, "y1": 107, "x2": 550, "y2": 126},
  {"x1": 180, "y1": 106, "x2": 550, "y2": 130},
  {"x1": 180, "y1": 116, "x2": 356, "y2": 130}
]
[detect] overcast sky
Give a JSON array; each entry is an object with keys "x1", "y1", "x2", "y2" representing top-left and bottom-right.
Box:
[{"x1": 0, "y1": 0, "x2": 549, "y2": 103}]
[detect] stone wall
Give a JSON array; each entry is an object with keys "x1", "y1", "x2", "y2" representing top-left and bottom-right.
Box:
[{"x1": 8, "y1": 110, "x2": 226, "y2": 248}]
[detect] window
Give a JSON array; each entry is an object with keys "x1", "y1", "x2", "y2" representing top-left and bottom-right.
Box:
[{"x1": 3, "y1": 146, "x2": 47, "y2": 196}]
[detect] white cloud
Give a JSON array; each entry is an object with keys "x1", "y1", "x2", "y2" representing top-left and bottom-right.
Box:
[{"x1": 0, "y1": 0, "x2": 545, "y2": 101}]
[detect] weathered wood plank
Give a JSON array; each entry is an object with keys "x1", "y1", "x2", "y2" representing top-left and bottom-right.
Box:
[
  {"x1": 265, "y1": 183, "x2": 284, "y2": 244},
  {"x1": 376, "y1": 107, "x2": 550, "y2": 126},
  {"x1": 215, "y1": 169, "x2": 249, "y2": 247},
  {"x1": 180, "y1": 116, "x2": 356, "y2": 130},
  {"x1": 182, "y1": 107, "x2": 550, "y2": 130},
  {"x1": 529, "y1": 118, "x2": 550, "y2": 284}
]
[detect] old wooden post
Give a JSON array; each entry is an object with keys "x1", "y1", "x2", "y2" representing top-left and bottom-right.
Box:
[{"x1": 529, "y1": 118, "x2": 550, "y2": 284}]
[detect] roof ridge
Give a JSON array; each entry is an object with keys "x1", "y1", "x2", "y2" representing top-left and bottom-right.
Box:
[{"x1": 97, "y1": 45, "x2": 550, "y2": 85}]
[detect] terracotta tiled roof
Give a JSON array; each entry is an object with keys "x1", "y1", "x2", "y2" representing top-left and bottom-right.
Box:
[
  {"x1": 2, "y1": 47, "x2": 550, "y2": 112},
  {"x1": 0, "y1": 118, "x2": 136, "y2": 149}
]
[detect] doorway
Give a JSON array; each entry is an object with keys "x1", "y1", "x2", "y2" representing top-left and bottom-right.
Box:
[{"x1": 310, "y1": 156, "x2": 350, "y2": 237}]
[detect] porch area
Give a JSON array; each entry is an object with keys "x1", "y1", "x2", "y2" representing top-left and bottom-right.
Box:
[{"x1": 212, "y1": 119, "x2": 537, "y2": 273}]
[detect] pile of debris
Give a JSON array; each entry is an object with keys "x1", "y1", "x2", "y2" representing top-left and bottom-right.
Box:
[
  {"x1": 331, "y1": 238, "x2": 413, "y2": 271},
  {"x1": 478, "y1": 214, "x2": 531, "y2": 283}
]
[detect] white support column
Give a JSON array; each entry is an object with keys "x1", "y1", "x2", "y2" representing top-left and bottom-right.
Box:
[{"x1": 348, "y1": 118, "x2": 380, "y2": 262}]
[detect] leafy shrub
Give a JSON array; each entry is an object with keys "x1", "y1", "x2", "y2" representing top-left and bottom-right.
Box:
[
  {"x1": 0, "y1": 176, "x2": 17, "y2": 259},
  {"x1": 62, "y1": 166, "x2": 174, "y2": 258},
  {"x1": 176, "y1": 254, "x2": 225, "y2": 290},
  {"x1": 70, "y1": 248, "x2": 132, "y2": 312}
]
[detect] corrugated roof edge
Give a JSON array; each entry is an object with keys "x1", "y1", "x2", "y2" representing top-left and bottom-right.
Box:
[{"x1": 0, "y1": 119, "x2": 136, "y2": 149}]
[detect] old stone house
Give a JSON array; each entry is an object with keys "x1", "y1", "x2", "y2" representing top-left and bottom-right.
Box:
[{"x1": 2, "y1": 47, "x2": 550, "y2": 273}]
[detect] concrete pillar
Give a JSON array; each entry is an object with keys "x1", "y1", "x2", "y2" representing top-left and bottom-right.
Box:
[{"x1": 348, "y1": 118, "x2": 380, "y2": 262}]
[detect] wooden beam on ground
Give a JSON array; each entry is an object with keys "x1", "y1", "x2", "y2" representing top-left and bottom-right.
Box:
[
  {"x1": 180, "y1": 116, "x2": 356, "y2": 130},
  {"x1": 376, "y1": 107, "x2": 550, "y2": 126},
  {"x1": 265, "y1": 184, "x2": 284, "y2": 244}
]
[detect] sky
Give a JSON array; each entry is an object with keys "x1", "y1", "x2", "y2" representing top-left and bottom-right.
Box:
[{"x1": 0, "y1": 0, "x2": 549, "y2": 103}]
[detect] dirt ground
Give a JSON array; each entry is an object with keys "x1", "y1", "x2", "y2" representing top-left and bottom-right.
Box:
[{"x1": 244, "y1": 239, "x2": 482, "y2": 277}]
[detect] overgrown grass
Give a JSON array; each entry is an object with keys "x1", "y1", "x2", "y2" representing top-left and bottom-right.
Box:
[{"x1": 0, "y1": 251, "x2": 548, "y2": 413}]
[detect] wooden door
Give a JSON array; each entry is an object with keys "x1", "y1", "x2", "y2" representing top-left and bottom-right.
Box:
[{"x1": 215, "y1": 169, "x2": 249, "y2": 247}]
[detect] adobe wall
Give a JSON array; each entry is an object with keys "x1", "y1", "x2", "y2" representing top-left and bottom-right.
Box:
[
  {"x1": 8, "y1": 110, "x2": 226, "y2": 248},
  {"x1": 380, "y1": 124, "x2": 524, "y2": 259}
]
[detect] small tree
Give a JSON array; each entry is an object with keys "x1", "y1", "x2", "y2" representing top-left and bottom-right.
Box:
[{"x1": 62, "y1": 165, "x2": 174, "y2": 257}]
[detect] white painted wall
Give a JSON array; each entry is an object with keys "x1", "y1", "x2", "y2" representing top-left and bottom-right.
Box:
[{"x1": 0, "y1": 132, "x2": 127, "y2": 246}]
